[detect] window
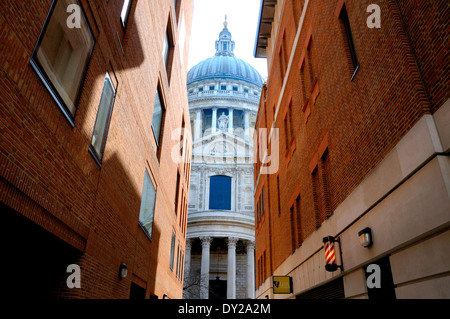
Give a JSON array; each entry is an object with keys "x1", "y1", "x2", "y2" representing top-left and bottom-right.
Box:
[
  {"x1": 272, "y1": 104, "x2": 276, "y2": 122},
  {"x1": 209, "y1": 175, "x2": 231, "y2": 210},
  {"x1": 209, "y1": 85, "x2": 215, "y2": 91},
  {"x1": 175, "y1": 244, "x2": 180, "y2": 277},
  {"x1": 180, "y1": 117, "x2": 185, "y2": 157},
  {"x1": 261, "y1": 186, "x2": 265, "y2": 215},
  {"x1": 89, "y1": 72, "x2": 116, "y2": 165},
  {"x1": 163, "y1": 33, "x2": 170, "y2": 67},
  {"x1": 221, "y1": 85, "x2": 227, "y2": 90},
  {"x1": 170, "y1": 232, "x2": 176, "y2": 271},
  {"x1": 320, "y1": 150, "x2": 331, "y2": 219},
  {"x1": 288, "y1": 102, "x2": 294, "y2": 139},
  {"x1": 138, "y1": 170, "x2": 157, "y2": 240},
  {"x1": 310, "y1": 148, "x2": 331, "y2": 229},
  {"x1": 284, "y1": 112, "x2": 291, "y2": 152},
  {"x1": 277, "y1": 175, "x2": 281, "y2": 216},
  {"x1": 257, "y1": 197, "x2": 260, "y2": 224},
  {"x1": 300, "y1": 61, "x2": 307, "y2": 104},
  {"x1": 290, "y1": 204, "x2": 296, "y2": 252},
  {"x1": 263, "y1": 251, "x2": 267, "y2": 281},
  {"x1": 311, "y1": 167, "x2": 320, "y2": 228},
  {"x1": 152, "y1": 87, "x2": 165, "y2": 147},
  {"x1": 279, "y1": 30, "x2": 287, "y2": 80},
  {"x1": 339, "y1": 4, "x2": 359, "y2": 79},
  {"x1": 30, "y1": 0, "x2": 95, "y2": 126},
  {"x1": 173, "y1": 0, "x2": 180, "y2": 24},
  {"x1": 307, "y1": 44, "x2": 315, "y2": 87},
  {"x1": 121, "y1": 0, "x2": 133, "y2": 29},
  {"x1": 257, "y1": 186, "x2": 265, "y2": 226},
  {"x1": 295, "y1": 195, "x2": 302, "y2": 246},
  {"x1": 179, "y1": 251, "x2": 184, "y2": 280},
  {"x1": 257, "y1": 258, "x2": 261, "y2": 286},
  {"x1": 175, "y1": 171, "x2": 180, "y2": 209},
  {"x1": 163, "y1": 20, "x2": 175, "y2": 82}
]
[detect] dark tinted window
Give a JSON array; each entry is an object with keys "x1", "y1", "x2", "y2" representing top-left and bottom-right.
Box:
[
  {"x1": 209, "y1": 176, "x2": 231, "y2": 210},
  {"x1": 30, "y1": 0, "x2": 95, "y2": 125}
]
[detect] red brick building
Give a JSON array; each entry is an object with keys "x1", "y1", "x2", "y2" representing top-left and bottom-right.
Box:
[
  {"x1": 0, "y1": 0, "x2": 193, "y2": 298},
  {"x1": 254, "y1": 0, "x2": 449, "y2": 299}
]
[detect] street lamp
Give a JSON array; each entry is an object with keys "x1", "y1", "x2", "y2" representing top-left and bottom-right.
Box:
[
  {"x1": 119, "y1": 263, "x2": 128, "y2": 279},
  {"x1": 358, "y1": 227, "x2": 373, "y2": 248}
]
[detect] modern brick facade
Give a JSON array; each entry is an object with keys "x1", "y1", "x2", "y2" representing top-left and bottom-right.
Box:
[
  {"x1": 0, "y1": 0, "x2": 193, "y2": 299},
  {"x1": 254, "y1": 0, "x2": 449, "y2": 299}
]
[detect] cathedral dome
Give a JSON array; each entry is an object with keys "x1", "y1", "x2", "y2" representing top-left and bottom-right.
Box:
[
  {"x1": 187, "y1": 56, "x2": 263, "y2": 87},
  {"x1": 187, "y1": 18, "x2": 264, "y2": 88}
]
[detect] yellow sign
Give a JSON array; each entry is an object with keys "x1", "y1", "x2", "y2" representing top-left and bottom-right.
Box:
[{"x1": 273, "y1": 276, "x2": 292, "y2": 294}]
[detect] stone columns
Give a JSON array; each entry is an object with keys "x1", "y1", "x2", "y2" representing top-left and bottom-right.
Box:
[
  {"x1": 184, "y1": 238, "x2": 193, "y2": 279},
  {"x1": 228, "y1": 109, "x2": 234, "y2": 134},
  {"x1": 183, "y1": 238, "x2": 193, "y2": 299},
  {"x1": 200, "y1": 236, "x2": 212, "y2": 299},
  {"x1": 195, "y1": 110, "x2": 202, "y2": 141},
  {"x1": 226, "y1": 237, "x2": 239, "y2": 299},
  {"x1": 246, "y1": 240, "x2": 255, "y2": 299},
  {"x1": 244, "y1": 110, "x2": 249, "y2": 142},
  {"x1": 212, "y1": 107, "x2": 218, "y2": 134}
]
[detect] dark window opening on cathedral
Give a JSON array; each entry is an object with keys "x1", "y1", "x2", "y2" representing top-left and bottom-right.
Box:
[{"x1": 209, "y1": 175, "x2": 232, "y2": 210}]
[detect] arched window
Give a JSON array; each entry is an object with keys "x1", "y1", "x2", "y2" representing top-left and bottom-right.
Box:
[{"x1": 209, "y1": 175, "x2": 231, "y2": 210}]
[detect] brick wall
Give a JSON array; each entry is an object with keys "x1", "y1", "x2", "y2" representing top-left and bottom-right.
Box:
[
  {"x1": 395, "y1": 0, "x2": 449, "y2": 113},
  {"x1": 254, "y1": 0, "x2": 449, "y2": 286},
  {"x1": 0, "y1": 0, "x2": 193, "y2": 299}
]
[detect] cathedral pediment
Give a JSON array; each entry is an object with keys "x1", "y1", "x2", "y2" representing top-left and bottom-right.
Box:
[{"x1": 192, "y1": 131, "x2": 253, "y2": 158}]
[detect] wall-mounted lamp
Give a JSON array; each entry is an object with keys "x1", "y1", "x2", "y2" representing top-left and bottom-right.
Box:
[
  {"x1": 119, "y1": 263, "x2": 128, "y2": 279},
  {"x1": 163, "y1": 294, "x2": 169, "y2": 299},
  {"x1": 358, "y1": 227, "x2": 373, "y2": 248},
  {"x1": 323, "y1": 236, "x2": 343, "y2": 272}
]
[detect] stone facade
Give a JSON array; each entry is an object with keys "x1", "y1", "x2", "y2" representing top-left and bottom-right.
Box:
[{"x1": 183, "y1": 19, "x2": 263, "y2": 299}]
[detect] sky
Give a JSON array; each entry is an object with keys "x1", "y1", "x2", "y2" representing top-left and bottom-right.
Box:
[{"x1": 187, "y1": 0, "x2": 268, "y2": 80}]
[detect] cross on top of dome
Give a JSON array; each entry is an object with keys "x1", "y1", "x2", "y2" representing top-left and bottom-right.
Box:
[{"x1": 215, "y1": 16, "x2": 235, "y2": 56}]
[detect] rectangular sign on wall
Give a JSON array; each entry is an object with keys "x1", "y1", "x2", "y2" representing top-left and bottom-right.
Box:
[{"x1": 273, "y1": 276, "x2": 293, "y2": 294}]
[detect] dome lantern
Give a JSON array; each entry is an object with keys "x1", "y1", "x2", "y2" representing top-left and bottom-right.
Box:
[
  {"x1": 215, "y1": 15, "x2": 235, "y2": 57},
  {"x1": 187, "y1": 19, "x2": 263, "y2": 88}
]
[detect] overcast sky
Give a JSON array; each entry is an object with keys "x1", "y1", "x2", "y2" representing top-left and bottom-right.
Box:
[{"x1": 187, "y1": 0, "x2": 268, "y2": 80}]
